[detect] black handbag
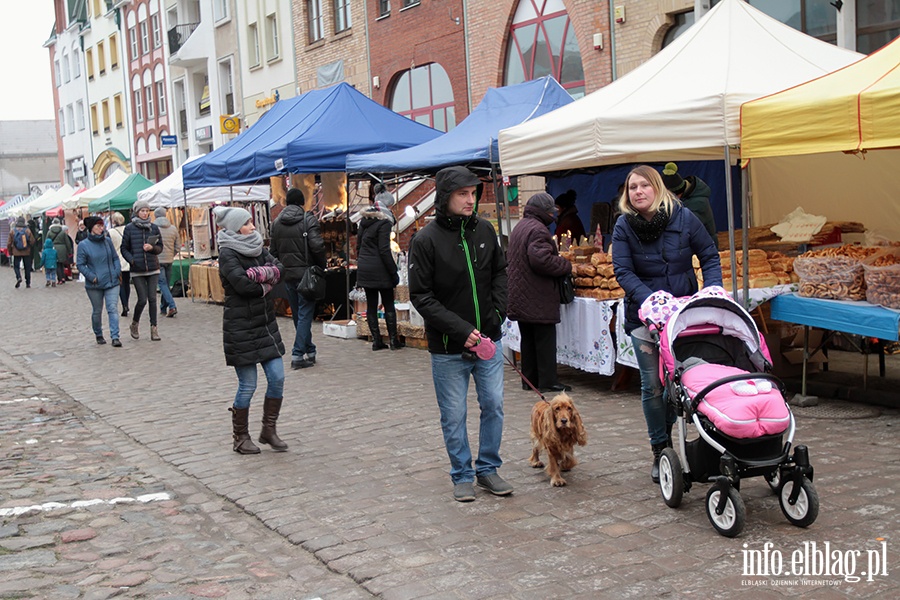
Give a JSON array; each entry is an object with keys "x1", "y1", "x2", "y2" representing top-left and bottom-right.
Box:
[
  {"x1": 297, "y1": 224, "x2": 326, "y2": 301},
  {"x1": 558, "y1": 273, "x2": 575, "y2": 304}
]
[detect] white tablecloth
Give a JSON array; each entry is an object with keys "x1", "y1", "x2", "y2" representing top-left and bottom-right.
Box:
[{"x1": 502, "y1": 298, "x2": 617, "y2": 376}]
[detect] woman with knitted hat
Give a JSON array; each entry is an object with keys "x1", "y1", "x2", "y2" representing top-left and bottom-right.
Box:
[
  {"x1": 214, "y1": 205, "x2": 288, "y2": 455},
  {"x1": 121, "y1": 199, "x2": 164, "y2": 340},
  {"x1": 76, "y1": 216, "x2": 123, "y2": 346},
  {"x1": 108, "y1": 212, "x2": 131, "y2": 317}
]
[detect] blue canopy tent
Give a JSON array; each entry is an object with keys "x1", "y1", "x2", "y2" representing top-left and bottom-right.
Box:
[
  {"x1": 345, "y1": 76, "x2": 574, "y2": 175},
  {"x1": 182, "y1": 82, "x2": 441, "y2": 188}
]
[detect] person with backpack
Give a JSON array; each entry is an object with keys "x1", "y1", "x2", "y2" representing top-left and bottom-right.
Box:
[{"x1": 7, "y1": 216, "x2": 36, "y2": 288}]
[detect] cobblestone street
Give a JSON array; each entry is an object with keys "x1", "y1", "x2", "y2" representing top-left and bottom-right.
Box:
[{"x1": 0, "y1": 264, "x2": 898, "y2": 599}]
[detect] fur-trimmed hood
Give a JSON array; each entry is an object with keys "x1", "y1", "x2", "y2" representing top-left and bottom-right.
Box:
[{"x1": 359, "y1": 206, "x2": 394, "y2": 222}]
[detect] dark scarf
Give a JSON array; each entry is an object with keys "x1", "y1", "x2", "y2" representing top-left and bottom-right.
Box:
[{"x1": 625, "y1": 206, "x2": 670, "y2": 243}]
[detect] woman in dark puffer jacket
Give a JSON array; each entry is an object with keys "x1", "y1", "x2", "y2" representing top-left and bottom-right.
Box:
[
  {"x1": 121, "y1": 199, "x2": 164, "y2": 340},
  {"x1": 214, "y1": 206, "x2": 287, "y2": 456},
  {"x1": 356, "y1": 189, "x2": 402, "y2": 350},
  {"x1": 506, "y1": 192, "x2": 574, "y2": 393}
]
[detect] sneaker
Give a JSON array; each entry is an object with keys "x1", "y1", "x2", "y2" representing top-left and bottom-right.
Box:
[
  {"x1": 130, "y1": 321, "x2": 139, "y2": 340},
  {"x1": 45, "y1": 281, "x2": 51, "y2": 287},
  {"x1": 476, "y1": 473, "x2": 513, "y2": 496},
  {"x1": 96, "y1": 336, "x2": 107, "y2": 345},
  {"x1": 291, "y1": 358, "x2": 314, "y2": 370},
  {"x1": 306, "y1": 355, "x2": 316, "y2": 365},
  {"x1": 15, "y1": 279, "x2": 21, "y2": 288},
  {"x1": 111, "y1": 338, "x2": 122, "y2": 348},
  {"x1": 121, "y1": 307, "x2": 129, "y2": 317},
  {"x1": 51, "y1": 282, "x2": 56, "y2": 287},
  {"x1": 166, "y1": 308, "x2": 177, "y2": 318},
  {"x1": 453, "y1": 481, "x2": 476, "y2": 502}
]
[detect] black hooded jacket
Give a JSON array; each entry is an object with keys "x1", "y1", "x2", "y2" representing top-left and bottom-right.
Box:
[
  {"x1": 408, "y1": 166, "x2": 508, "y2": 354},
  {"x1": 269, "y1": 204, "x2": 327, "y2": 283},
  {"x1": 356, "y1": 207, "x2": 398, "y2": 289}
]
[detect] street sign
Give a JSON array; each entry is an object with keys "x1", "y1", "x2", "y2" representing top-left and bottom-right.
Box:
[
  {"x1": 161, "y1": 135, "x2": 178, "y2": 147},
  {"x1": 220, "y1": 115, "x2": 240, "y2": 134}
]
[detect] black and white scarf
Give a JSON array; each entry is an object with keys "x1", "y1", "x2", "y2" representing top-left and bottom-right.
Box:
[{"x1": 625, "y1": 206, "x2": 670, "y2": 243}]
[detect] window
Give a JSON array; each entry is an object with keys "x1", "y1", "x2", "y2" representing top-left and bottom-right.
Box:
[
  {"x1": 73, "y1": 47, "x2": 81, "y2": 78},
  {"x1": 249, "y1": 23, "x2": 261, "y2": 66},
  {"x1": 54, "y1": 59, "x2": 61, "y2": 86},
  {"x1": 748, "y1": 0, "x2": 836, "y2": 43},
  {"x1": 152, "y1": 14, "x2": 161, "y2": 48},
  {"x1": 58, "y1": 109, "x2": 65, "y2": 136},
  {"x1": 335, "y1": 0, "x2": 351, "y2": 32},
  {"x1": 156, "y1": 81, "x2": 167, "y2": 115},
  {"x1": 109, "y1": 33, "x2": 119, "y2": 69},
  {"x1": 662, "y1": 11, "x2": 695, "y2": 48},
  {"x1": 308, "y1": 0, "x2": 323, "y2": 43},
  {"x1": 98, "y1": 40, "x2": 107, "y2": 74},
  {"x1": 75, "y1": 100, "x2": 85, "y2": 130},
  {"x1": 145, "y1": 85, "x2": 155, "y2": 119},
  {"x1": 378, "y1": 1, "x2": 390, "y2": 17},
  {"x1": 101, "y1": 100, "x2": 110, "y2": 132},
  {"x1": 219, "y1": 59, "x2": 235, "y2": 114},
  {"x1": 266, "y1": 13, "x2": 279, "y2": 59},
  {"x1": 90, "y1": 104, "x2": 99, "y2": 135},
  {"x1": 214, "y1": 0, "x2": 228, "y2": 21},
  {"x1": 67, "y1": 105, "x2": 75, "y2": 134},
  {"x1": 114, "y1": 94, "x2": 123, "y2": 128},
  {"x1": 140, "y1": 21, "x2": 149, "y2": 55},
  {"x1": 503, "y1": 0, "x2": 585, "y2": 98},
  {"x1": 85, "y1": 49, "x2": 94, "y2": 80},
  {"x1": 390, "y1": 63, "x2": 456, "y2": 132},
  {"x1": 129, "y1": 27, "x2": 138, "y2": 59},
  {"x1": 402, "y1": 0, "x2": 418, "y2": 7},
  {"x1": 134, "y1": 89, "x2": 143, "y2": 122},
  {"x1": 62, "y1": 50, "x2": 70, "y2": 83},
  {"x1": 857, "y1": 0, "x2": 900, "y2": 53}
]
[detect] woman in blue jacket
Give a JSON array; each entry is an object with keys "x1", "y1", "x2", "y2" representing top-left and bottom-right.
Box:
[
  {"x1": 612, "y1": 165, "x2": 722, "y2": 484},
  {"x1": 76, "y1": 216, "x2": 123, "y2": 347}
]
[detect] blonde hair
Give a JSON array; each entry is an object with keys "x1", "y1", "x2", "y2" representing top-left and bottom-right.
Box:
[
  {"x1": 111, "y1": 212, "x2": 125, "y2": 226},
  {"x1": 618, "y1": 165, "x2": 678, "y2": 217}
]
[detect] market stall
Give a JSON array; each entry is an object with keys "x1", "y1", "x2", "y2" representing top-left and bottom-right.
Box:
[{"x1": 87, "y1": 173, "x2": 153, "y2": 213}]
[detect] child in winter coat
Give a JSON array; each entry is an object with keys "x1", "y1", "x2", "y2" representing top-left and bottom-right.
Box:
[{"x1": 42, "y1": 238, "x2": 58, "y2": 287}]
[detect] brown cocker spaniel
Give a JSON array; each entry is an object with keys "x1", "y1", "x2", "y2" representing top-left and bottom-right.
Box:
[{"x1": 529, "y1": 393, "x2": 587, "y2": 487}]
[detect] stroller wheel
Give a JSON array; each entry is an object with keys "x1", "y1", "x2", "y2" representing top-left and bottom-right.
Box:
[
  {"x1": 705, "y1": 486, "x2": 745, "y2": 538},
  {"x1": 778, "y1": 477, "x2": 819, "y2": 528},
  {"x1": 659, "y1": 448, "x2": 684, "y2": 508},
  {"x1": 765, "y1": 470, "x2": 781, "y2": 494}
]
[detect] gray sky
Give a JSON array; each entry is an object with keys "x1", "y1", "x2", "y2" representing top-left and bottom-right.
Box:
[{"x1": 0, "y1": 1, "x2": 57, "y2": 121}]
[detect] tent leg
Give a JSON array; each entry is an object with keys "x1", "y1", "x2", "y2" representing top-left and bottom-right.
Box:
[{"x1": 723, "y1": 147, "x2": 739, "y2": 303}]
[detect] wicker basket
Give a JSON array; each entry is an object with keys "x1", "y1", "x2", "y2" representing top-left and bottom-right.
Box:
[{"x1": 395, "y1": 285, "x2": 410, "y2": 302}]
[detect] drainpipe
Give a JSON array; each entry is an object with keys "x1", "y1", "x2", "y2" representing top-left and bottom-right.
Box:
[
  {"x1": 463, "y1": 0, "x2": 472, "y2": 112},
  {"x1": 608, "y1": 0, "x2": 617, "y2": 81},
  {"x1": 363, "y1": 1, "x2": 373, "y2": 97}
]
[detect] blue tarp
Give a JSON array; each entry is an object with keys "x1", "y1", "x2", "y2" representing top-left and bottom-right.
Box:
[
  {"x1": 345, "y1": 77, "x2": 574, "y2": 174},
  {"x1": 182, "y1": 83, "x2": 441, "y2": 188}
]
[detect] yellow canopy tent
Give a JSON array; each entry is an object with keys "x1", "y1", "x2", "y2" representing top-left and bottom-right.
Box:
[{"x1": 741, "y1": 35, "x2": 900, "y2": 238}]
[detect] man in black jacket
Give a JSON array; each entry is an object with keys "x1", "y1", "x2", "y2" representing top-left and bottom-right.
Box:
[
  {"x1": 270, "y1": 188, "x2": 326, "y2": 370},
  {"x1": 408, "y1": 166, "x2": 511, "y2": 502}
]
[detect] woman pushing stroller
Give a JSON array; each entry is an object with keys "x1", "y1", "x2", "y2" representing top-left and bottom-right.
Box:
[{"x1": 612, "y1": 164, "x2": 722, "y2": 483}]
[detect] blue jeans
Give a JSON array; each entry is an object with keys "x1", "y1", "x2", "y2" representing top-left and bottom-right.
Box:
[
  {"x1": 158, "y1": 263, "x2": 176, "y2": 312},
  {"x1": 86, "y1": 286, "x2": 121, "y2": 340},
  {"x1": 233, "y1": 357, "x2": 285, "y2": 409},
  {"x1": 630, "y1": 329, "x2": 674, "y2": 446},
  {"x1": 285, "y1": 282, "x2": 316, "y2": 361},
  {"x1": 431, "y1": 341, "x2": 505, "y2": 484}
]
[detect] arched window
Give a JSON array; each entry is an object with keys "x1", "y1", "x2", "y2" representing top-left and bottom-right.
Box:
[
  {"x1": 504, "y1": 0, "x2": 585, "y2": 98},
  {"x1": 390, "y1": 63, "x2": 456, "y2": 132}
]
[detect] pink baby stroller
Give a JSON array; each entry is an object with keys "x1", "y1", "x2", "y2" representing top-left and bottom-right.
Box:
[{"x1": 640, "y1": 286, "x2": 818, "y2": 537}]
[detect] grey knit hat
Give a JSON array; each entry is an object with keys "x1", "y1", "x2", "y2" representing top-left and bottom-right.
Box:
[
  {"x1": 154, "y1": 207, "x2": 167, "y2": 218},
  {"x1": 214, "y1": 206, "x2": 252, "y2": 233},
  {"x1": 526, "y1": 192, "x2": 556, "y2": 213},
  {"x1": 132, "y1": 199, "x2": 151, "y2": 213}
]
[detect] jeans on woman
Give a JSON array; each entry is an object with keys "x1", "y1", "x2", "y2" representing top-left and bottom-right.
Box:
[
  {"x1": 284, "y1": 282, "x2": 317, "y2": 361},
  {"x1": 131, "y1": 273, "x2": 159, "y2": 326},
  {"x1": 431, "y1": 341, "x2": 505, "y2": 484},
  {"x1": 232, "y1": 357, "x2": 285, "y2": 409},
  {"x1": 630, "y1": 328, "x2": 674, "y2": 446},
  {"x1": 86, "y1": 286, "x2": 121, "y2": 340}
]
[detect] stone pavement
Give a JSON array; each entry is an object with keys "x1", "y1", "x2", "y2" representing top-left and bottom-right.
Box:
[{"x1": 0, "y1": 264, "x2": 898, "y2": 599}]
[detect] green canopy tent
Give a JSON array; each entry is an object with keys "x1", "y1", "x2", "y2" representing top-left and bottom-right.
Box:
[{"x1": 87, "y1": 173, "x2": 154, "y2": 213}]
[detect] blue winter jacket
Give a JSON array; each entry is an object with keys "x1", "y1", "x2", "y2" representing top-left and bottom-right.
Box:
[
  {"x1": 76, "y1": 232, "x2": 122, "y2": 290},
  {"x1": 42, "y1": 239, "x2": 58, "y2": 270},
  {"x1": 612, "y1": 203, "x2": 722, "y2": 334}
]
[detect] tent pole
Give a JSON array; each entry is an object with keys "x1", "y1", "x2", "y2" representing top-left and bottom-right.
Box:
[
  {"x1": 723, "y1": 146, "x2": 740, "y2": 303},
  {"x1": 345, "y1": 175, "x2": 351, "y2": 322},
  {"x1": 491, "y1": 165, "x2": 506, "y2": 249},
  {"x1": 184, "y1": 187, "x2": 193, "y2": 304},
  {"x1": 741, "y1": 159, "x2": 750, "y2": 307}
]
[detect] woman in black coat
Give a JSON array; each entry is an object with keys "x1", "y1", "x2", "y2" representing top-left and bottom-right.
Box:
[
  {"x1": 121, "y1": 200, "x2": 164, "y2": 340},
  {"x1": 356, "y1": 193, "x2": 402, "y2": 350},
  {"x1": 506, "y1": 192, "x2": 574, "y2": 392},
  {"x1": 214, "y1": 206, "x2": 287, "y2": 455}
]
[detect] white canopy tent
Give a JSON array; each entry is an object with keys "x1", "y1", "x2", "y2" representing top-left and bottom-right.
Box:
[
  {"x1": 497, "y1": 0, "x2": 861, "y2": 175},
  {"x1": 24, "y1": 184, "x2": 76, "y2": 217},
  {"x1": 137, "y1": 156, "x2": 270, "y2": 208},
  {"x1": 62, "y1": 170, "x2": 129, "y2": 210}
]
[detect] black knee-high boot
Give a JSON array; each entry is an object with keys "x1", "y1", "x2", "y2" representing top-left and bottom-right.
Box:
[
  {"x1": 368, "y1": 312, "x2": 387, "y2": 350},
  {"x1": 385, "y1": 312, "x2": 404, "y2": 350}
]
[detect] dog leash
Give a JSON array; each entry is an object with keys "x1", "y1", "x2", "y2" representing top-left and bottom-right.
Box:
[{"x1": 502, "y1": 354, "x2": 547, "y2": 402}]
